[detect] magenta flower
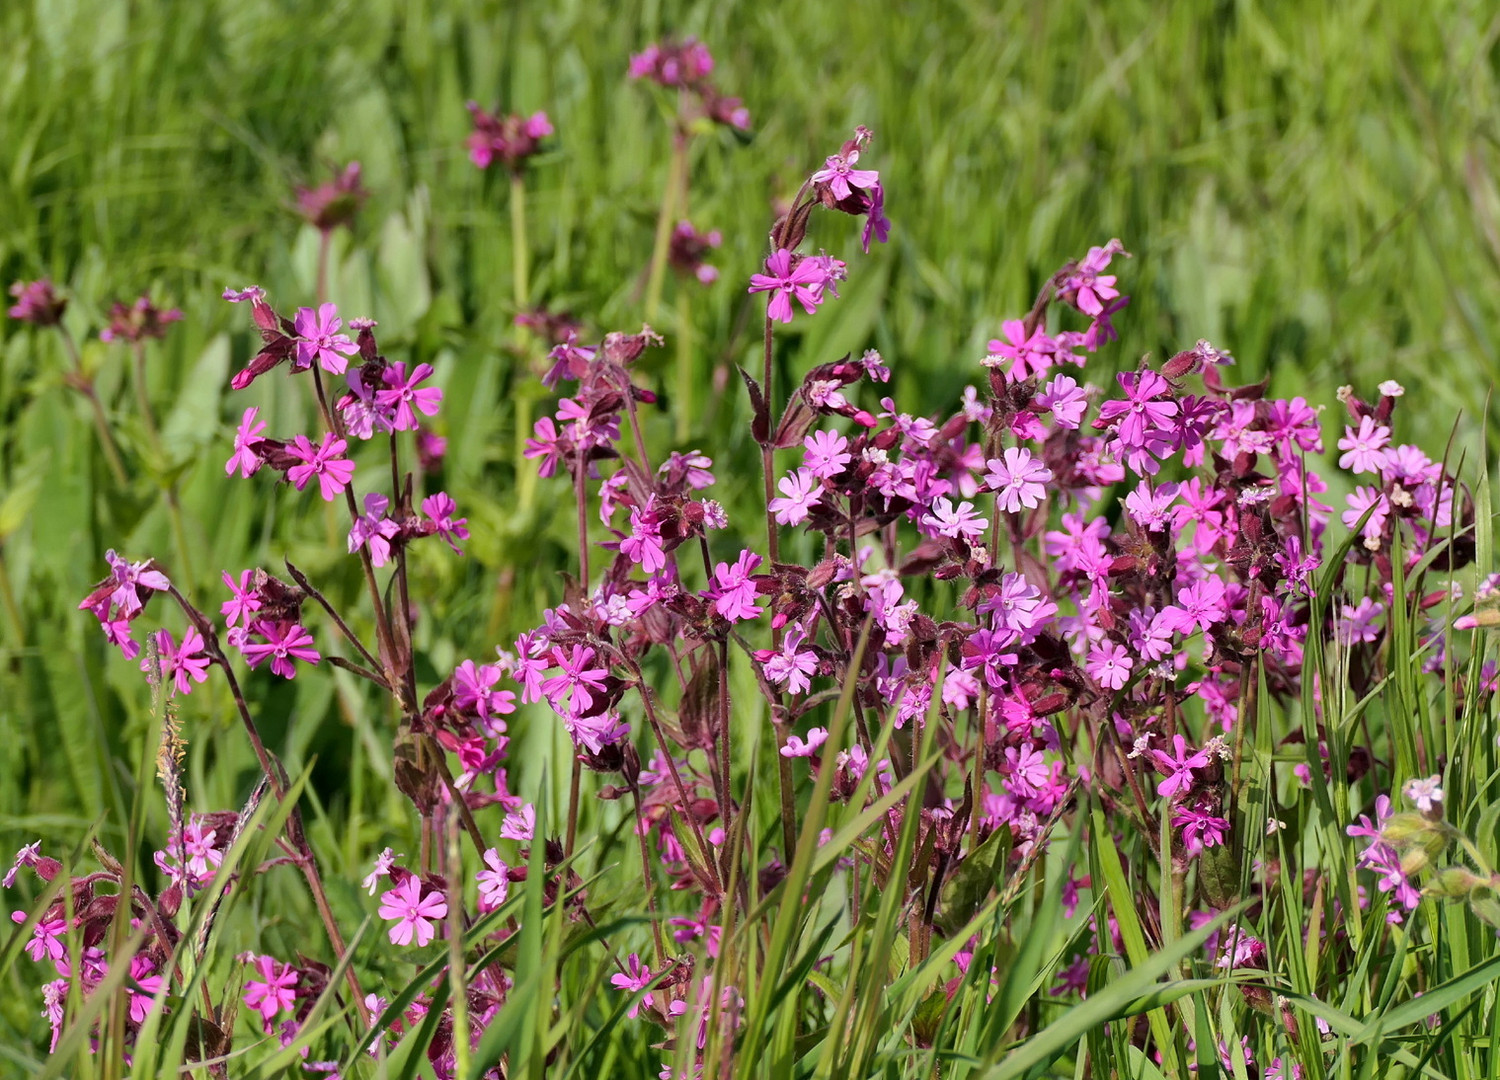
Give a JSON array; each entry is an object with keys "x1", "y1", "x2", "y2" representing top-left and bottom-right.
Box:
[
  {"x1": 7, "y1": 279, "x2": 66, "y2": 326},
  {"x1": 241, "y1": 621, "x2": 320, "y2": 679},
  {"x1": 986, "y1": 320, "x2": 1056, "y2": 382},
  {"x1": 1085, "y1": 641, "x2": 1134, "y2": 691},
  {"x1": 377, "y1": 876, "x2": 448, "y2": 947},
  {"x1": 225, "y1": 407, "x2": 267, "y2": 477},
  {"x1": 1150, "y1": 735, "x2": 1212, "y2": 800},
  {"x1": 293, "y1": 303, "x2": 357, "y2": 374},
  {"x1": 127, "y1": 956, "x2": 164, "y2": 1024},
  {"x1": 1036, "y1": 374, "x2": 1087, "y2": 429},
  {"x1": 99, "y1": 295, "x2": 183, "y2": 344},
  {"x1": 1337, "y1": 416, "x2": 1391, "y2": 474},
  {"x1": 523, "y1": 416, "x2": 565, "y2": 478},
  {"x1": 748, "y1": 249, "x2": 829, "y2": 324},
  {"x1": 861, "y1": 182, "x2": 891, "y2": 252},
  {"x1": 348, "y1": 493, "x2": 401, "y2": 567},
  {"x1": 540, "y1": 644, "x2": 610, "y2": 717},
  {"x1": 1172, "y1": 805, "x2": 1230, "y2": 855},
  {"x1": 705, "y1": 550, "x2": 764, "y2": 623},
  {"x1": 1000, "y1": 743, "x2": 1050, "y2": 797},
  {"x1": 1341, "y1": 486, "x2": 1389, "y2": 546},
  {"x1": 501, "y1": 803, "x2": 536, "y2": 842},
  {"x1": 422, "y1": 491, "x2": 469, "y2": 554},
  {"x1": 1161, "y1": 576, "x2": 1228, "y2": 635},
  {"x1": 984, "y1": 447, "x2": 1053, "y2": 513},
  {"x1": 476, "y1": 849, "x2": 510, "y2": 911},
  {"x1": 242, "y1": 955, "x2": 299, "y2": 1030},
  {"x1": 759, "y1": 624, "x2": 818, "y2": 694},
  {"x1": 285, "y1": 433, "x2": 355, "y2": 501},
  {"x1": 611, "y1": 953, "x2": 656, "y2": 1019},
  {"x1": 769, "y1": 468, "x2": 823, "y2": 526},
  {"x1": 811, "y1": 149, "x2": 880, "y2": 202},
  {"x1": 1336, "y1": 597, "x2": 1385, "y2": 645},
  {"x1": 1097, "y1": 371, "x2": 1178, "y2": 449},
  {"x1": 1124, "y1": 481, "x2": 1179, "y2": 532},
  {"x1": 922, "y1": 497, "x2": 986, "y2": 541},
  {"x1": 802, "y1": 430, "x2": 852, "y2": 479},
  {"x1": 1064, "y1": 240, "x2": 1126, "y2": 316},
  {"x1": 220, "y1": 570, "x2": 262, "y2": 628},
  {"x1": 452, "y1": 659, "x2": 516, "y2": 721},
  {"x1": 19, "y1": 916, "x2": 66, "y2": 964},
  {"x1": 620, "y1": 509, "x2": 666, "y2": 573},
  {"x1": 378, "y1": 362, "x2": 443, "y2": 431},
  {"x1": 146, "y1": 628, "x2": 211, "y2": 697}
]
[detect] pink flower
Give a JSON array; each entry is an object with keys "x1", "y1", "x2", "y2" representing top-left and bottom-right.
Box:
[
  {"x1": 293, "y1": 303, "x2": 357, "y2": 374},
  {"x1": 476, "y1": 849, "x2": 510, "y2": 911},
  {"x1": 285, "y1": 433, "x2": 355, "y2": 501},
  {"x1": 760, "y1": 624, "x2": 818, "y2": 694},
  {"x1": 922, "y1": 496, "x2": 987, "y2": 541},
  {"x1": 243, "y1": 955, "x2": 299, "y2": 1029},
  {"x1": 1036, "y1": 375, "x2": 1087, "y2": 429},
  {"x1": 748, "y1": 249, "x2": 829, "y2": 324},
  {"x1": 811, "y1": 148, "x2": 880, "y2": 202},
  {"x1": 1150, "y1": 735, "x2": 1212, "y2": 800},
  {"x1": 705, "y1": 550, "x2": 763, "y2": 623},
  {"x1": 620, "y1": 509, "x2": 666, "y2": 573},
  {"x1": 17, "y1": 915, "x2": 66, "y2": 964},
  {"x1": 1337, "y1": 416, "x2": 1391, "y2": 475},
  {"x1": 146, "y1": 628, "x2": 211, "y2": 696},
  {"x1": 452, "y1": 660, "x2": 517, "y2": 721},
  {"x1": 768, "y1": 468, "x2": 822, "y2": 525},
  {"x1": 361, "y1": 847, "x2": 400, "y2": 894},
  {"x1": 1085, "y1": 641, "x2": 1133, "y2": 691},
  {"x1": 377, "y1": 876, "x2": 448, "y2": 947},
  {"x1": 348, "y1": 493, "x2": 400, "y2": 567},
  {"x1": 501, "y1": 803, "x2": 536, "y2": 842},
  {"x1": 541, "y1": 645, "x2": 609, "y2": 717},
  {"x1": 522, "y1": 416, "x2": 565, "y2": 478},
  {"x1": 221, "y1": 570, "x2": 262, "y2": 627},
  {"x1": 1173, "y1": 805, "x2": 1230, "y2": 855},
  {"x1": 610, "y1": 953, "x2": 656, "y2": 1019},
  {"x1": 1124, "y1": 481, "x2": 1178, "y2": 532},
  {"x1": 127, "y1": 956, "x2": 164, "y2": 1023},
  {"x1": 802, "y1": 430, "x2": 852, "y2": 478},
  {"x1": 1336, "y1": 597, "x2": 1385, "y2": 645},
  {"x1": 781, "y1": 728, "x2": 829, "y2": 758},
  {"x1": 1160, "y1": 576, "x2": 1228, "y2": 635},
  {"x1": 1063, "y1": 240, "x2": 1126, "y2": 316},
  {"x1": 225, "y1": 407, "x2": 267, "y2": 477},
  {"x1": 984, "y1": 447, "x2": 1053, "y2": 513},
  {"x1": 986, "y1": 320, "x2": 1056, "y2": 382},
  {"x1": 422, "y1": 491, "x2": 469, "y2": 554},
  {"x1": 378, "y1": 362, "x2": 443, "y2": 431},
  {"x1": 241, "y1": 621, "x2": 320, "y2": 679}
]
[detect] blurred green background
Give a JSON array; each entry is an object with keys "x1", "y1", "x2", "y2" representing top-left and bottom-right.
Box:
[{"x1": 3, "y1": 0, "x2": 1500, "y2": 1047}]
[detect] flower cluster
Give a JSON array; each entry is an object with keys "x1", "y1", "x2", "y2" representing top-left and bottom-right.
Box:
[
  {"x1": 464, "y1": 104, "x2": 553, "y2": 174},
  {"x1": 628, "y1": 37, "x2": 750, "y2": 130}
]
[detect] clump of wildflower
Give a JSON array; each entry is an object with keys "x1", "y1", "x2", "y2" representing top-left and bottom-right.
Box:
[{"x1": 465, "y1": 104, "x2": 553, "y2": 173}]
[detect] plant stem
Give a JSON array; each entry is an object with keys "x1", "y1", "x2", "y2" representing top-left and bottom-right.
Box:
[
  {"x1": 674, "y1": 286, "x2": 693, "y2": 443},
  {"x1": 58, "y1": 325, "x2": 129, "y2": 487},
  {"x1": 644, "y1": 126, "x2": 687, "y2": 325},
  {"x1": 510, "y1": 174, "x2": 530, "y2": 309}
]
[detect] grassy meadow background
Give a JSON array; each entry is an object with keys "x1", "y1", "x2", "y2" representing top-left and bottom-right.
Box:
[{"x1": 4, "y1": 0, "x2": 1500, "y2": 1069}]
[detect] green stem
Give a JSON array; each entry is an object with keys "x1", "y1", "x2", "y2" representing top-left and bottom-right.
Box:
[
  {"x1": 130, "y1": 341, "x2": 160, "y2": 446},
  {"x1": 674, "y1": 286, "x2": 693, "y2": 444},
  {"x1": 0, "y1": 545, "x2": 24, "y2": 646},
  {"x1": 510, "y1": 173, "x2": 530, "y2": 309},
  {"x1": 644, "y1": 129, "x2": 687, "y2": 324},
  {"x1": 58, "y1": 326, "x2": 128, "y2": 487}
]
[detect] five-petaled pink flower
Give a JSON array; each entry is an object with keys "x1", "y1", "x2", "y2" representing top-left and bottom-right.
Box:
[
  {"x1": 1150, "y1": 735, "x2": 1213, "y2": 800},
  {"x1": 225, "y1": 407, "x2": 267, "y2": 477},
  {"x1": 986, "y1": 320, "x2": 1056, "y2": 382},
  {"x1": 242, "y1": 955, "x2": 299, "y2": 1030},
  {"x1": 1085, "y1": 641, "x2": 1133, "y2": 691},
  {"x1": 610, "y1": 953, "x2": 656, "y2": 1019},
  {"x1": 769, "y1": 468, "x2": 822, "y2": 526},
  {"x1": 706, "y1": 550, "x2": 763, "y2": 623},
  {"x1": 377, "y1": 876, "x2": 448, "y2": 947},
  {"x1": 146, "y1": 628, "x2": 212, "y2": 696},
  {"x1": 285, "y1": 433, "x2": 356, "y2": 501},
  {"x1": 748, "y1": 249, "x2": 828, "y2": 324},
  {"x1": 293, "y1": 303, "x2": 358, "y2": 374},
  {"x1": 422, "y1": 492, "x2": 469, "y2": 554},
  {"x1": 540, "y1": 645, "x2": 609, "y2": 717},
  {"x1": 922, "y1": 497, "x2": 986, "y2": 541},
  {"x1": 378, "y1": 362, "x2": 443, "y2": 432},
  {"x1": 1337, "y1": 416, "x2": 1391, "y2": 475},
  {"x1": 811, "y1": 149, "x2": 879, "y2": 202},
  {"x1": 349, "y1": 493, "x2": 401, "y2": 567},
  {"x1": 241, "y1": 621, "x2": 320, "y2": 679},
  {"x1": 984, "y1": 447, "x2": 1053, "y2": 513}
]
